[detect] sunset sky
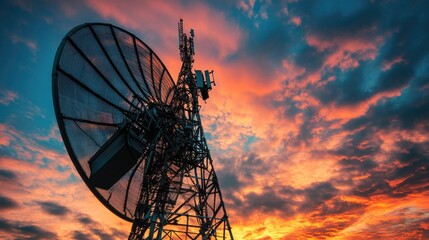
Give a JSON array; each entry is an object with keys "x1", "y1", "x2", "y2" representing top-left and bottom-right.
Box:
[{"x1": 1, "y1": 0, "x2": 429, "y2": 239}]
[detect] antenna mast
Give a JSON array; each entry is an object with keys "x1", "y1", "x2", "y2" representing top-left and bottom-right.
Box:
[{"x1": 128, "y1": 19, "x2": 233, "y2": 239}]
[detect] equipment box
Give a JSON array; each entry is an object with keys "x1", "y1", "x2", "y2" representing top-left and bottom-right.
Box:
[{"x1": 88, "y1": 127, "x2": 142, "y2": 190}]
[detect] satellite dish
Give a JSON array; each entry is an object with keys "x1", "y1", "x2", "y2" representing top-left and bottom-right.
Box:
[
  {"x1": 52, "y1": 23, "x2": 175, "y2": 221},
  {"x1": 53, "y1": 21, "x2": 233, "y2": 239}
]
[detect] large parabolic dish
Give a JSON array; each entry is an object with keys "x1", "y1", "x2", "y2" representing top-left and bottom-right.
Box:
[{"x1": 52, "y1": 23, "x2": 175, "y2": 221}]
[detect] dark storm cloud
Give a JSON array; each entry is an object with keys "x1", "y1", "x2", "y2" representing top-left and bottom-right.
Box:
[
  {"x1": 338, "y1": 158, "x2": 378, "y2": 173},
  {"x1": 90, "y1": 226, "x2": 127, "y2": 240},
  {"x1": 334, "y1": 156, "x2": 380, "y2": 191},
  {"x1": 278, "y1": 104, "x2": 338, "y2": 148},
  {"x1": 422, "y1": 227, "x2": 429, "y2": 239},
  {"x1": 224, "y1": 190, "x2": 244, "y2": 209},
  {"x1": 76, "y1": 215, "x2": 95, "y2": 224},
  {"x1": 287, "y1": 0, "x2": 381, "y2": 74},
  {"x1": 373, "y1": 63, "x2": 413, "y2": 93},
  {"x1": 36, "y1": 201, "x2": 70, "y2": 216},
  {"x1": 0, "y1": 169, "x2": 18, "y2": 181},
  {"x1": 299, "y1": 182, "x2": 338, "y2": 212},
  {"x1": 218, "y1": 153, "x2": 272, "y2": 190},
  {"x1": 374, "y1": 91, "x2": 429, "y2": 130},
  {"x1": 91, "y1": 227, "x2": 116, "y2": 240},
  {"x1": 377, "y1": 1, "x2": 429, "y2": 66},
  {"x1": 217, "y1": 170, "x2": 242, "y2": 190},
  {"x1": 0, "y1": 218, "x2": 57, "y2": 240},
  {"x1": 352, "y1": 173, "x2": 392, "y2": 197},
  {"x1": 344, "y1": 82, "x2": 429, "y2": 131},
  {"x1": 109, "y1": 228, "x2": 128, "y2": 239},
  {"x1": 272, "y1": 94, "x2": 331, "y2": 144},
  {"x1": 217, "y1": 156, "x2": 245, "y2": 191},
  {"x1": 240, "y1": 153, "x2": 270, "y2": 179},
  {"x1": 244, "y1": 187, "x2": 295, "y2": 216},
  {"x1": 74, "y1": 214, "x2": 127, "y2": 239},
  {"x1": 319, "y1": 197, "x2": 366, "y2": 216},
  {"x1": 393, "y1": 171, "x2": 429, "y2": 197},
  {"x1": 347, "y1": 140, "x2": 429, "y2": 199},
  {"x1": 234, "y1": 182, "x2": 342, "y2": 218},
  {"x1": 292, "y1": 0, "x2": 380, "y2": 40},
  {"x1": 294, "y1": 107, "x2": 318, "y2": 146},
  {"x1": 293, "y1": 44, "x2": 327, "y2": 72},
  {"x1": 334, "y1": 158, "x2": 375, "y2": 185},
  {"x1": 389, "y1": 141, "x2": 429, "y2": 196},
  {"x1": 72, "y1": 230, "x2": 93, "y2": 240},
  {"x1": 332, "y1": 128, "x2": 382, "y2": 158},
  {"x1": 0, "y1": 194, "x2": 19, "y2": 210},
  {"x1": 274, "y1": 96, "x2": 301, "y2": 119},
  {"x1": 288, "y1": 0, "x2": 429, "y2": 109},
  {"x1": 279, "y1": 185, "x2": 303, "y2": 197},
  {"x1": 312, "y1": 67, "x2": 370, "y2": 105},
  {"x1": 392, "y1": 141, "x2": 428, "y2": 177}
]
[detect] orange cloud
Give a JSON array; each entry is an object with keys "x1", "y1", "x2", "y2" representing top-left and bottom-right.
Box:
[
  {"x1": 84, "y1": 0, "x2": 243, "y2": 79},
  {"x1": 290, "y1": 16, "x2": 302, "y2": 26},
  {"x1": 319, "y1": 87, "x2": 402, "y2": 122},
  {"x1": 382, "y1": 56, "x2": 405, "y2": 71},
  {"x1": 0, "y1": 124, "x2": 14, "y2": 146},
  {"x1": 306, "y1": 33, "x2": 382, "y2": 71}
]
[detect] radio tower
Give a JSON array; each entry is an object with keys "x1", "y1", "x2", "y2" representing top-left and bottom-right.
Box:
[{"x1": 128, "y1": 19, "x2": 234, "y2": 239}]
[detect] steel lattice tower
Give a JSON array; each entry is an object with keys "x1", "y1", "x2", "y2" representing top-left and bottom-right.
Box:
[{"x1": 128, "y1": 19, "x2": 234, "y2": 240}]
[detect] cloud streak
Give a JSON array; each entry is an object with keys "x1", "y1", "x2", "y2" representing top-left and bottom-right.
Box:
[
  {"x1": 9, "y1": 34, "x2": 38, "y2": 54},
  {"x1": 0, "y1": 90, "x2": 18, "y2": 106}
]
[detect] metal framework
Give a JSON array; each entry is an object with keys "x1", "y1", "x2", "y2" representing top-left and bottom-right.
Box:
[
  {"x1": 52, "y1": 20, "x2": 233, "y2": 240},
  {"x1": 128, "y1": 20, "x2": 234, "y2": 239}
]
